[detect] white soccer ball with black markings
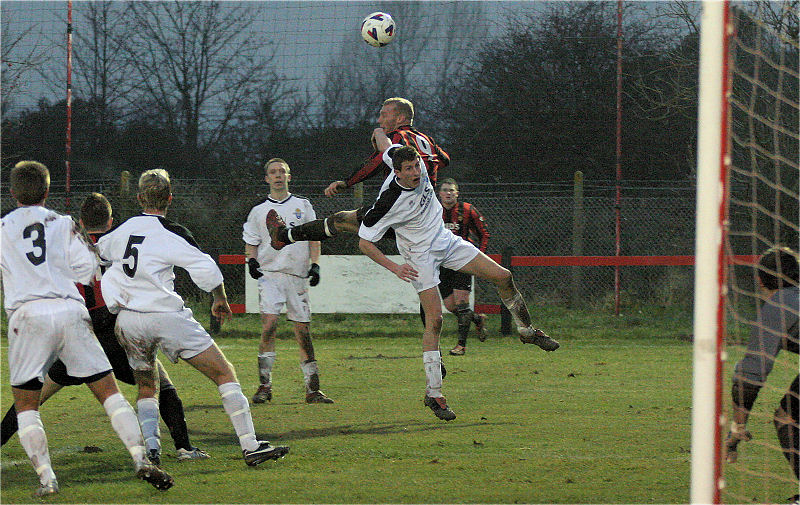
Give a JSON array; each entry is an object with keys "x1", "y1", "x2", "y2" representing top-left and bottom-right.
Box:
[{"x1": 361, "y1": 12, "x2": 396, "y2": 47}]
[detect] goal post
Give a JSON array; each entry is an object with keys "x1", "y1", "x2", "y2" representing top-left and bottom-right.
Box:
[
  {"x1": 691, "y1": 1, "x2": 731, "y2": 503},
  {"x1": 693, "y1": 0, "x2": 800, "y2": 502}
]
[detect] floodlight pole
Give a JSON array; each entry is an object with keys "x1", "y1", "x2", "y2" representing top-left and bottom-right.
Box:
[
  {"x1": 66, "y1": 0, "x2": 73, "y2": 210},
  {"x1": 614, "y1": 0, "x2": 623, "y2": 316}
]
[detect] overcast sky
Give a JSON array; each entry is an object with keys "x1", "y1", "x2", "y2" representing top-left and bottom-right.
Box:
[{"x1": 2, "y1": 1, "x2": 533, "y2": 115}]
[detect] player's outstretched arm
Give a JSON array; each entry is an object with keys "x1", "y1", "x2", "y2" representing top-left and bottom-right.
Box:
[
  {"x1": 324, "y1": 181, "x2": 347, "y2": 197},
  {"x1": 358, "y1": 238, "x2": 418, "y2": 282}
]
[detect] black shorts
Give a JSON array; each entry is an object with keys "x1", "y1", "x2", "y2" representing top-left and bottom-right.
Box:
[
  {"x1": 438, "y1": 267, "x2": 472, "y2": 299},
  {"x1": 48, "y1": 307, "x2": 136, "y2": 386},
  {"x1": 782, "y1": 374, "x2": 799, "y2": 422},
  {"x1": 355, "y1": 205, "x2": 368, "y2": 223}
]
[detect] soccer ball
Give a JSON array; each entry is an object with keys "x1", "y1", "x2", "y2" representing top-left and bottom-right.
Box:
[{"x1": 361, "y1": 12, "x2": 396, "y2": 47}]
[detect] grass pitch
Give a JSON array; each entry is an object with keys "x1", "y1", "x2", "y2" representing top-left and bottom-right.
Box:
[{"x1": 0, "y1": 306, "x2": 794, "y2": 503}]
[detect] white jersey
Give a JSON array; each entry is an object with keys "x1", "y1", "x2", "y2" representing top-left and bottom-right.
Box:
[
  {"x1": 1, "y1": 206, "x2": 97, "y2": 315},
  {"x1": 242, "y1": 194, "x2": 316, "y2": 276},
  {"x1": 358, "y1": 145, "x2": 450, "y2": 254},
  {"x1": 96, "y1": 214, "x2": 223, "y2": 313}
]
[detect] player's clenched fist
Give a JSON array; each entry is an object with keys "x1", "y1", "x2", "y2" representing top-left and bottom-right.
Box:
[
  {"x1": 212, "y1": 299, "x2": 233, "y2": 324},
  {"x1": 308, "y1": 263, "x2": 320, "y2": 286},
  {"x1": 248, "y1": 258, "x2": 263, "y2": 279}
]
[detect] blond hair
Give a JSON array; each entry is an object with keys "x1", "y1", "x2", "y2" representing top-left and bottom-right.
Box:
[
  {"x1": 138, "y1": 168, "x2": 171, "y2": 210},
  {"x1": 264, "y1": 158, "x2": 290, "y2": 174},
  {"x1": 383, "y1": 97, "x2": 414, "y2": 125}
]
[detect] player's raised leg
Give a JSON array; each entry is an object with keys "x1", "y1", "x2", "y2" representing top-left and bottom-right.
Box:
[
  {"x1": 266, "y1": 209, "x2": 359, "y2": 250},
  {"x1": 459, "y1": 252, "x2": 559, "y2": 351},
  {"x1": 185, "y1": 342, "x2": 289, "y2": 466},
  {"x1": 419, "y1": 287, "x2": 456, "y2": 421}
]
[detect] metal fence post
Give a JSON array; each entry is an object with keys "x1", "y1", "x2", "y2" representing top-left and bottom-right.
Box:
[
  {"x1": 120, "y1": 170, "x2": 130, "y2": 196},
  {"x1": 500, "y1": 246, "x2": 513, "y2": 335},
  {"x1": 571, "y1": 171, "x2": 584, "y2": 307},
  {"x1": 353, "y1": 182, "x2": 363, "y2": 209}
]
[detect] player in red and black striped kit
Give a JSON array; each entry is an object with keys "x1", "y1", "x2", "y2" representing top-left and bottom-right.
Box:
[
  {"x1": 1, "y1": 193, "x2": 209, "y2": 463},
  {"x1": 437, "y1": 178, "x2": 491, "y2": 356},
  {"x1": 266, "y1": 97, "x2": 450, "y2": 249}
]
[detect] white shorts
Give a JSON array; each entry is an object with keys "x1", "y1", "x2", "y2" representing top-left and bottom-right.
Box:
[
  {"x1": 403, "y1": 233, "x2": 480, "y2": 293},
  {"x1": 115, "y1": 307, "x2": 213, "y2": 371},
  {"x1": 7, "y1": 298, "x2": 111, "y2": 386},
  {"x1": 258, "y1": 272, "x2": 311, "y2": 322}
]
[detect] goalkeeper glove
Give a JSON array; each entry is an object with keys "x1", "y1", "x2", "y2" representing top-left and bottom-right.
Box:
[
  {"x1": 248, "y1": 258, "x2": 263, "y2": 279},
  {"x1": 724, "y1": 423, "x2": 752, "y2": 463},
  {"x1": 308, "y1": 263, "x2": 320, "y2": 286}
]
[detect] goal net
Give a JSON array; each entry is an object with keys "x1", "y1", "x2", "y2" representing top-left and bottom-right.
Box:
[
  {"x1": 693, "y1": 1, "x2": 799, "y2": 503},
  {"x1": 723, "y1": 2, "x2": 799, "y2": 502}
]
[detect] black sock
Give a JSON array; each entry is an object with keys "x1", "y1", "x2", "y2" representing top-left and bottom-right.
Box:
[
  {"x1": 159, "y1": 387, "x2": 192, "y2": 451},
  {"x1": 455, "y1": 303, "x2": 473, "y2": 347},
  {"x1": 1, "y1": 405, "x2": 18, "y2": 446},
  {"x1": 285, "y1": 218, "x2": 334, "y2": 243}
]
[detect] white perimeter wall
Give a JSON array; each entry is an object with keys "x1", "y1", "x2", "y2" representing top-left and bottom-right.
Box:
[{"x1": 245, "y1": 255, "x2": 472, "y2": 313}]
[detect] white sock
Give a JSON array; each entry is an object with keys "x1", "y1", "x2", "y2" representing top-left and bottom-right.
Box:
[
  {"x1": 501, "y1": 291, "x2": 530, "y2": 331},
  {"x1": 103, "y1": 393, "x2": 147, "y2": 465},
  {"x1": 17, "y1": 410, "x2": 57, "y2": 485},
  {"x1": 136, "y1": 398, "x2": 161, "y2": 455},
  {"x1": 323, "y1": 218, "x2": 335, "y2": 237},
  {"x1": 300, "y1": 360, "x2": 319, "y2": 393},
  {"x1": 423, "y1": 350, "x2": 443, "y2": 398},
  {"x1": 218, "y1": 382, "x2": 259, "y2": 452},
  {"x1": 257, "y1": 352, "x2": 276, "y2": 386}
]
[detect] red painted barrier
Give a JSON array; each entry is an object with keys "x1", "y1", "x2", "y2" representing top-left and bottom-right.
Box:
[{"x1": 219, "y1": 254, "x2": 758, "y2": 314}]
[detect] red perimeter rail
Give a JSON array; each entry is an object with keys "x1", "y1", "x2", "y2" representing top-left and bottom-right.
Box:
[{"x1": 218, "y1": 254, "x2": 758, "y2": 314}]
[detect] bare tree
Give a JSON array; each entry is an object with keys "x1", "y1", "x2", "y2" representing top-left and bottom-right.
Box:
[
  {"x1": 117, "y1": 1, "x2": 278, "y2": 154},
  {"x1": 319, "y1": 1, "x2": 488, "y2": 128},
  {"x1": 71, "y1": 0, "x2": 129, "y2": 129},
  {"x1": 1, "y1": 13, "x2": 53, "y2": 115}
]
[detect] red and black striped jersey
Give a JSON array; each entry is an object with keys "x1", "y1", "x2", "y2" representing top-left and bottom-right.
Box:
[
  {"x1": 442, "y1": 202, "x2": 489, "y2": 253},
  {"x1": 76, "y1": 232, "x2": 106, "y2": 311},
  {"x1": 345, "y1": 125, "x2": 450, "y2": 188}
]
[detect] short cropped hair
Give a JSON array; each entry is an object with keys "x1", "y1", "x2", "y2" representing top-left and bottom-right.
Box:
[
  {"x1": 438, "y1": 177, "x2": 458, "y2": 191},
  {"x1": 758, "y1": 246, "x2": 799, "y2": 290},
  {"x1": 265, "y1": 158, "x2": 290, "y2": 173},
  {"x1": 390, "y1": 145, "x2": 419, "y2": 169},
  {"x1": 10, "y1": 161, "x2": 50, "y2": 205},
  {"x1": 138, "y1": 168, "x2": 171, "y2": 211},
  {"x1": 384, "y1": 97, "x2": 414, "y2": 125},
  {"x1": 80, "y1": 193, "x2": 112, "y2": 230}
]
